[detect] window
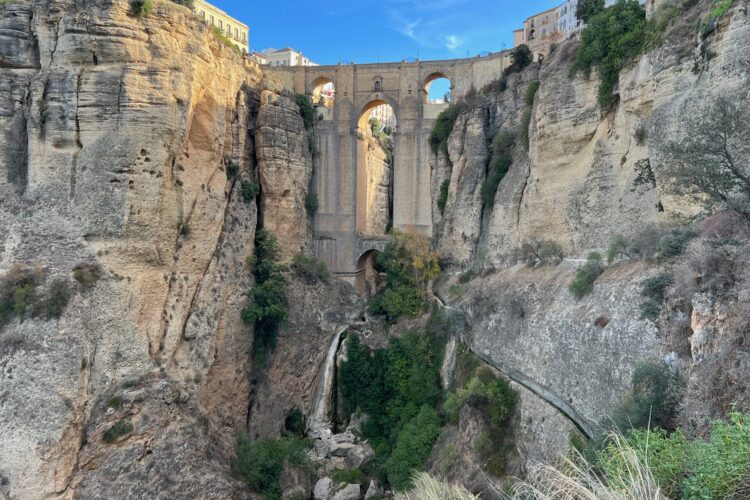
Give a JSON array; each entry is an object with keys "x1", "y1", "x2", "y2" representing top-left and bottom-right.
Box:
[
  {"x1": 235, "y1": 28, "x2": 239, "y2": 39},
  {"x1": 374, "y1": 80, "x2": 382, "y2": 92},
  {"x1": 200, "y1": 11, "x2": 205, "y2": 20},
  {"x1": 218, "y1": 20, "x2": 223, "y2": 29},
  {"x1": 242, "y1": 33, "x2": 246, "y2": 42},
  {"x1": 210, "y1": 15, "x2": 214, "y2": 26}
]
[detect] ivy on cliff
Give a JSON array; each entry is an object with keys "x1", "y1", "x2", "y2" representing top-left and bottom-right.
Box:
[{"x1": 242, "y1": 229, "x2": 288, "y2": 363}]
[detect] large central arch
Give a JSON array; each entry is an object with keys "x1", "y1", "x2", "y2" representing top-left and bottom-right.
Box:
[{"x1": 356, "y1": 99, "x2": 397, "y2": 235}]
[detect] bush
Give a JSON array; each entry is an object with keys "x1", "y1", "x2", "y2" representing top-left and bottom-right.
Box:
[
  {"x1": 610, "y1": 359, "x2": 683, "y2": 433},
  {"x1": 657, "y1": 227, "x2": 697, "y2": 260},
  {"x1": 291, "y1": 254, "x2": 331, "y2": 283},
  {"x1": 73, "y1": 263, "x2": 101, "y2": 290},
  {"x1": 571, "y1": 0, "x2": 648, "y2": 107},
  {"x1": 304, "y1": 192, "x2": 318, "y2": 213},
  {"x1": 429, "y1": 104, "x2": 464, "y2": 154},
  {"x1": 437, "y1": 179, "x2": 450, "y2": 215},
  {"x1": 519, "y1": 108, "x2": 533, "y2": 150},
  {"x1": 481, "y1": 130, "x2": 515, "y2": 208},
  {"x1": 242, "y1": 229, "x2": 288, "y2": 361},
  {"x1": 639, "y1": 273, "x2": 673, "y2": 320},
  {"x1": 45, "y1": 279, "x2": 70, "y2": 319},
  {"x1": 385, "y1": 406, "x2": 442, "y2": 490},
  {"x1": 233, "y1": 434, "x2": 313, "y2": 500},
  {"x1": 508, "y1": 45, "x2": 532, "y2": 73},
  {"x1": 131, "y1": 0, "x2": 153, "y2": 18},
  {"x1": 367, "y1": 231, "x2": 440, "y2": 322},
  {"x1": 241, "y1": 181, "x2": 259, "y2": 203},
  {"x1": 538, "y1": 241, "x2": 564, "y2": 263},
  {"x1": 180, "y1": 223, "x2": 191, "y2": 238},
  {"x1": 211, "y1": 27, "x2": 244, "y2": 57},
  {"x1": 569, "y1": 252, "x2": 604, "y2": 299},
  {"x1": 524, "y1": 81, "x2": 540, "y2": 107},
  {"x1": 576, "y1": 0, "x2": 605, "y2": 22},
  {"x1": 170, "y1": 0, "x2": 194, "y2": 7},
  {"x1": 607, "y1": 234, "x2": 631, "y2": 264},
  {"x1": 330, "y1": 468, "x2": 362, "y2": 484},
  {"x1": 0, "y1": 265, "x2": 40, "y2": 327},
  {"x1": 102, "y1": 419, "x2": 133, "y2": 443},
  {"x1": 284, "y1": 408, "x2": 306, "y2": 437},
  {"x1": 226, "y1": 162, "x2": 239, "y2": 178}
]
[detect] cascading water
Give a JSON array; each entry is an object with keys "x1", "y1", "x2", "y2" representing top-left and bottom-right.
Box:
[{"x1": 307, "y1": 327, "x2": 348, "y2": 438}]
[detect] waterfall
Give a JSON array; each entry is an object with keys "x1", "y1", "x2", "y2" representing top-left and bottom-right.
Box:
[{"x1": 307, "y1": 327, "x2": 348, "y2": 438}]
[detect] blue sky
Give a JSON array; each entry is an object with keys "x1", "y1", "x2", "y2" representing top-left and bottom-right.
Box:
[{"x1": 208, "y1": 0, "x2": 562, "y2": 98}]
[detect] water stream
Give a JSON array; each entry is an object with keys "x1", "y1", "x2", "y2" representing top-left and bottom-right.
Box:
[{"x1": 307, "y1": 326, "x2": 348, "y2": 438}]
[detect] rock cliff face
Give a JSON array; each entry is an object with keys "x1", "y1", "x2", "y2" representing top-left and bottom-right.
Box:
[{"x1": 0, "y1": 0, "x2": 315, "y2": 498}]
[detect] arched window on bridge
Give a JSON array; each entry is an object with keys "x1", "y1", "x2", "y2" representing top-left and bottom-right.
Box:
[
  {"x1": 311, "y1": 77, "x2": 335, "y2": 108},
  {"x1": 356, "y1": 100, "x2": 396, "y2": 236},
  {"x1": 355, "y1": 249, "x2": 382, "y2": 297},
  {"x1": 424, "y1": 73, "x2": 452, "y2": 104}
]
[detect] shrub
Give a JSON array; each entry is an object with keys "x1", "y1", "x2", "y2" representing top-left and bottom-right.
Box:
[
  {"x1": 525, "y1": 81, "x2": 541, "y2": 107},
  {"x1": 458, "y1": 269, "x2": 476, "y2": 284},
  {"x1": 519, "y1": 108, "x2": 533, "y2": 150},
  {"x1": 330, "y1": 468, "x2": 362, "y2": 484},
  {"x1": 430, "y1": 105, "x2": 463, "y2": 154},
  {"x1": 610, "y1": 359, "x2": 683, "y2": 433},
  {"x1": 683, "y1": 412, "x2": 750, "y2": 499},
  {"x1": 284, "y1": 408, "x2": 306, "y2": 437},
  {"x1": 571, "y1": 0, "x2": 648, "y2": 107},
  {"x1": 304, "y1": 192, "x2": 318, "y2": 213},
  {"x1": 437, "y1": 444, "x2": 457, "y2": 475},
  {"x1": 538, "y1": 241, "x2": 564, "y2": 263},
  {"x1": 508, "y1": 44, "x2": 532, "y2": 73},
  {"x1": 45, "y1": 279, "x2": 70, "y2": 319},
  {"x1": 170, "y1": 0, "x2": 194, "y2": 7},
  {"x1": 131, "y1": 0, "x2": 154, "y2": 18},
  {"x1": 606, "y1": 235, "x2": 631, "y2": 264},
  {"x1": 639, "y1": 272, "x2": 672, "y2": 320},
  {"x1": 634, "y1": 123, "x2": 647, "y2": 145},
  {"x1": 291, "y1": 254, "x2": 331, "y2": 283},
  {"x1": 233, "y1": 434, "x2": 313, "y2": 500},
  {"x1": 576, "y1": 0, "x2": 605, "y2": 22},
  {"x1": 180, "y1": 223, "x2": 191, "y2": 238},
  {"x1": 73, "y1": 263, "x2": 101, "y2": 290},
  {"x1": 481, "y1": 130, "x2": 515, "y2": 208},
  {"x1": 367, "y1": 231, "x2": 440, "y2": 322},
  {"x1": 656, "y1": 227, "x2": 697, "y2": 260},
  {"x1": 437, "y1": 179, "x2": 450, "y2": 215},
  {"x1": 102, "y1": 419, "x2": 133, "y2": 443},
  {"x1": 0, "y1": 265, "x2": 40, "y2": 327},
  {"x1": 226, "y1": 162, "x2": 239, "y2": 178},
  {"x1": 295, "y1": 94, "x2": 315, "y2": 131},
  {"x1": 385, "y1": 406, "x2": 442, "y2": 490},
  {"x1": 242, "y1": 229, "x2": 288, "y2": 361},
  {"x1": 241, "y1": 180, "x2": 259, "y2": 203},
  {"x1": 569, "y1": 252, "x2": 604, "y2": 299}
]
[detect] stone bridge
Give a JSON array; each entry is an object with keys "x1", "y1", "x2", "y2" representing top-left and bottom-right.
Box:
[{"x1": 266, "y1": 52, "x2": 511, "y2": 290}]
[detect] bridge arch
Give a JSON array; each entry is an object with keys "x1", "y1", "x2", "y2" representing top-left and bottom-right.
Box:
[
  {"x1": 311, "y1": 76, "x2": 335, "y2": 107},
  {"x1": 355, "y1": 249, "x2": 382, "y2": 297},
  {"x1": 423, "y1": 72, "x2": 452, "y2": 103}
]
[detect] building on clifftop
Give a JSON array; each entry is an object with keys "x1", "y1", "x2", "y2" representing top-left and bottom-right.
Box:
[{"x1": 193, "y1": 0, "x2": 249, "y2": 54}]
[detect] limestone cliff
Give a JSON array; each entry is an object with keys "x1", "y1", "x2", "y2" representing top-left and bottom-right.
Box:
[{"x1": 0, "y1": 0, "x2": 315, "y2": 497}]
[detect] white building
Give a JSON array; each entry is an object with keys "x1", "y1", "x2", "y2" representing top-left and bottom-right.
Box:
[
  {"x1": 556, "y1": 0, "x2": 583, "y2": 39},
  {"x1": 262, "y1": 48, "x2": 318, "y2": 67}
]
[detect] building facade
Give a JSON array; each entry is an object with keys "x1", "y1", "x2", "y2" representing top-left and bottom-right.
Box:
[
  {"x1": 193, "y1": 0, "x2": 249, "y2": 54},
  {"x1": 514, "y1": 7, "x2": 561, "y2": 61},
  {"x1": 557, "y1": 0, "x2": 583, "y2": 39},
  {"x1": 262, "y1": 48, "x2": 318, "y2": 67}
]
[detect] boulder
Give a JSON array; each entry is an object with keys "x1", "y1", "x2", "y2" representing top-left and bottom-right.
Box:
[
  {"x1": 332, "y1": 483, "x2": 361, "y2": 500},
  {"x1": 314, "y1": 477, "x2": 334, "y2": 500},
  {"x1": 345, "y1": 444, "x2": 375, "y2": 469},
  {"x1": 364, "y1": 479, "x2": 384, "y2": 499}
]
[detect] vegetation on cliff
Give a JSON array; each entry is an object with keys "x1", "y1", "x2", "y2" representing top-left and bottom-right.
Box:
[
  {"x1": 339, "y1": 311, "x2": 447, "y2": 489},
  {"x1": 0, "y1": 265, "x2": 71, "y2": 327},
  {"x1": 481, "y1": 130, "x2": 516, "y2": 208},
  {"x1": 242, "y1": 229, "x2": 288, "y2": 362},
  {"x1": 368, "y1": 230, "x2": 440, "y2": 322}
]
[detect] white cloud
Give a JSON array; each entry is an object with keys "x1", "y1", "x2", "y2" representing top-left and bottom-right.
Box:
[{"x1": 444, "y1": 34, "x2": 465, "y2": 51}]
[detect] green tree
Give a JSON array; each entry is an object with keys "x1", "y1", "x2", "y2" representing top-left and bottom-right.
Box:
[
  {"x1": 385, "y1": 406, "x2": 442, "y2": 490},
  {"x1": 572, "y1": 0, "x2": 647, "y2": 107},
  {"x1": 665, "y1": 97, "x2": 750, "y2": 218},
  {"x1": 576, "y1": 0, "x2": 605, "y2": 22},
  {"x1": 509, "y1": 44, "x2": 532, "y2": 72}
]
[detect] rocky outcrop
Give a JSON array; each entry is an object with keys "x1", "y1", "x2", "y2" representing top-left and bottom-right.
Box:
[
  {"x1": 0, "y1": 0, "x2": 317, "y2": 498},
  {"x1": 436, "y1": 5, "x2": 750, "y2": 263},
  {"x1": 256, "y1": 87, "x2": 314, "y2": 258},
  {"x1": 364, "y1": 130, "x2": 391, "y2": 235}
]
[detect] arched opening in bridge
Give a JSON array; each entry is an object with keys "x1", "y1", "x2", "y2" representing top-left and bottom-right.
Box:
[
  {"x1": 311, "y1": 77, "x2": 335, "y2": 108},
  {"x1": 424, "y1": 73, "x2": 452, "y2": 104},
  {"x1": 356, "y1": 101, "x2": 396, "y2": 236},
  {"x1": 355, "y1": 249, "x2": 383, "y2": 297}
]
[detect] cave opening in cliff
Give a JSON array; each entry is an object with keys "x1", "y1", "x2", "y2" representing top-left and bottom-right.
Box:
[
  {"x1": 311, "y1": 77, "x2": 335, "y2": 108},
  {"x1": 424, "y1": 73, "x2": 452, "y2": 104},
  {"x1": 357, "y1": 100, "x2": 396, "y2": 236}
]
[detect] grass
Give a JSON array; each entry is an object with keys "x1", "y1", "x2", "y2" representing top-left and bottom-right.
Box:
[
  {"x1": 102, "y1": 419, "x2": 134, "y2": 443},
  {"x1": 395, "y1": 472, "x2": 479, "y2": 500}
]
